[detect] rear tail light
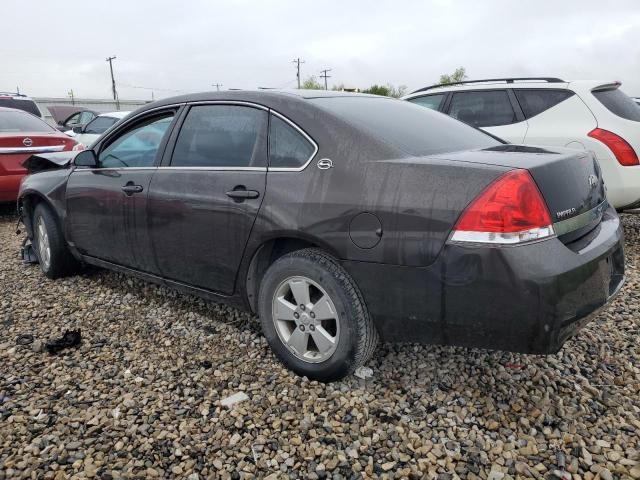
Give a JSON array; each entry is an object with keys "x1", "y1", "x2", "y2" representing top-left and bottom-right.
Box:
[
  {"x1": 72, "y1": 143, "x2": 85, "y2": 151},
  {"x1": 588, "y1": 128, "x2": 639, "y2": 166},
  {"x1": 451, "y1": 169, "x2": 554, "y2": 244}
]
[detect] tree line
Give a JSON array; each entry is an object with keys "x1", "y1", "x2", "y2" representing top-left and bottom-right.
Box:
[{"x1": 299, "y1": 67, "x2": 467, "y2": 98}]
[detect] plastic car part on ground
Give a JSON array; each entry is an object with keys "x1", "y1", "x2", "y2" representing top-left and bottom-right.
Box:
[{"x1": 45, "y1": 330, "x2": 81, "y2": 354}]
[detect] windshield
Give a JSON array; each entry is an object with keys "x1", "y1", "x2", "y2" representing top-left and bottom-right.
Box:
[
  {"x1": 0, "y1": 110, "x2": 55, "y2": 133},
  {"x1": 592, "y1": 88, "x2": 640, "y2": 122},
  {"x1": 310, "y1": 96, "x2": 501, "y2": 156},
  {"x1": 85, "y1": 116, "x2": 120, "y2": 134}
]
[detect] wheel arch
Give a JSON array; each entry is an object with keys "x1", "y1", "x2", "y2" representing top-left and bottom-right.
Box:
[
  {"x1": 244, "y1": 235, "x2": 341, "y2": 314},
  {"x1": 19, "y1": 192, "x2": 60, "y2": 238}
]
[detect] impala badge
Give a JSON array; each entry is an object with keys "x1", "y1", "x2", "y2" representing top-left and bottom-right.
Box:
[
  {"x1": 556, "y1": 207, "x2": 576, "y2": 219},
  {"x1": 588, "y1": 174, "x2": 598, "y2": 189},
  {"x1": 317, "y1": 158, "x2": 333, "y2": 170},
  {"x1": 23, "y1": 137, "x2": 33, "y2": 147}
]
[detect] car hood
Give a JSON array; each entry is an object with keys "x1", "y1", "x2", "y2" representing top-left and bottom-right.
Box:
[{"x1": 23, "y1": 151, "x2": 78, "y2": 173}]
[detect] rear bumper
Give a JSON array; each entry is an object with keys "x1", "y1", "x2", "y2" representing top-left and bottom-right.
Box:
[
  {"x1": 343, "y1": 207, "x2": 624, "y2": 354},
  {"x1": 0, "y1": 173, "x2": 25, "y2": 202},
  {"x1": 599, "y1": 162, "x2": 640, "y2": 210}
]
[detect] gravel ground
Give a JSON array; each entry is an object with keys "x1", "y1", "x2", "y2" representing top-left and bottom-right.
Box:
[{"x1": 0, "y1": 206, "x2": 639, "y2": 480}]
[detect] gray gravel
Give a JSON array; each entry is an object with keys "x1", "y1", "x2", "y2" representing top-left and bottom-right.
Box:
[{"x1": 1, "y1": 206, "x2": 639, "y2": 479}]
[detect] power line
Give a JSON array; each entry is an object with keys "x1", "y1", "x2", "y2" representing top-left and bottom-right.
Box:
[
  {"x1": 212, "y1": 83, "x2": 223, "y2": 91},
  {"x1": 105, "y1": 56, "x2": 119, "y2": 110},
  {"x1": 320, "y1": 68, "x2": 332, "y2": 90},
  {"x1": 292, "y1": 58, "x2": 305, "y2": 89}
]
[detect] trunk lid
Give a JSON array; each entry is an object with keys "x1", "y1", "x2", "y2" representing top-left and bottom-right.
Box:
[
  {"x1": 0, "y1": 132, "x2": 76, "y2": 175},
  {"x1": 431, "y1": 145, "x2": 607, "y2": 240}
]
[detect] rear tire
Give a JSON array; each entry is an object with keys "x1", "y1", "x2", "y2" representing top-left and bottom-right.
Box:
[
  {"x1": 32, "y1": 203, "x2": 80, "y2": 279},
  {"x1": 258, "y1": 248, "x2": 378, "y2": 382}
]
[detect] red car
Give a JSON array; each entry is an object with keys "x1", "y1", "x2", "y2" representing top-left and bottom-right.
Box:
[{"x1": 0, "y1": 107, "x2": 82, "y2": 202}]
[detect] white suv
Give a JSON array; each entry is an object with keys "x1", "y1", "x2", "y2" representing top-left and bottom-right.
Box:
[{"x1": 403, "y1": 78, "x2": 640, "y2": 210}]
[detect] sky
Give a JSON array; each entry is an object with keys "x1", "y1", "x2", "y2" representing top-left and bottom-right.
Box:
[{"x1": 2, "y1": 0, "x2": 640, "y2": 100}]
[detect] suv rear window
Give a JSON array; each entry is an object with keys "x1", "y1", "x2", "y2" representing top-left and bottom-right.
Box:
[
  {"x1": 514, "y1": 89, "x2": 574, "y2": 119},
  {"x1": 311, "y1": 96, "x2": 500, "y2": 156},
  {"x1": 0, "y1": 98, "x2": 41, "y2": 117},
  {"x1": 592, "y1": 88, "x2": 640, "y2": 122}
]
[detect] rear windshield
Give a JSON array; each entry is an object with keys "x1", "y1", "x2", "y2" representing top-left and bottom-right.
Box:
[
  {"x1": 592, "y1": 88, "x2": 640, "y2": 122},
  {"x1": 310, "y1": 96, "x2": 500, "y2": 156},
  {"x1": 0, "y1": 110, "x2": 54, "y2": 133},
  {"x1": 0, "y1": 98, "x2": 42, "y2": 117}
]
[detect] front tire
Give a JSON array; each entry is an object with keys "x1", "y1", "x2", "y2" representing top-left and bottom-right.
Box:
[
  {"x1": 258, "y1": 248, "x2": 378, "y2": 382},
  {"x1": 32, "y1": 203, "x2": 79, "y2": 279}
]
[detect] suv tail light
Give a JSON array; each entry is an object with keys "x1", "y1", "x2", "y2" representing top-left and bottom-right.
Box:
[
  {"x1": 588, "y1": 128, "x2": 639, "y2": 166},
  {"x1": 451, "y1": 169, "x2": 554, "y2": 244}
]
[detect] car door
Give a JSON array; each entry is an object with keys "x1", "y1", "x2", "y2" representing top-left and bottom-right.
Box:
[
  {"x1": 66, "y1": 109, "x2": 178, "y2": 272},
  {"x1": 147, "y1": 103, "x2": 268, "y2": 295},
  {"x1": 446, "y1": 90, "x2": 528, "y2": 142}
]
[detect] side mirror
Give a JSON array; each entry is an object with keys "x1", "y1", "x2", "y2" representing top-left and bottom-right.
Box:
[
  {"x1": 72, "y1": 125, "x2": 83, "y2": 134},
  {"x1": 73, "y1": 150, "x2": 98, "y2": 168}
]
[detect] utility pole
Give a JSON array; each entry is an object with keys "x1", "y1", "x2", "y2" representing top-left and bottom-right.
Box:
[
  {"x1": 320, "y1": 68, "x2": 332, "y2": 90},
  {"x1": 106, "y1": 56, "x2": 119, "y2": 110},
  {"x1": 68, "y1": 89, "x2": 75, "y2": 105},
  {"x1": 292, "y1": 58, "x2": 305, "y2": 89},
  {"x1": 211, "y1": 83, "x2": 223, "y2": 91}
]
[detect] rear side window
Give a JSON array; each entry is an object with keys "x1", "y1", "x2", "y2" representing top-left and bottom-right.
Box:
[
  {"x1": 172, "y1": 105, "x2": 268, "y2": 168},
  {"x1": 310, "y1": 96, "x2": 500, "y2": 157},
  {"x1": 269, "y1": 114, "x2": 316, "y2": 168},
  {"x1": 592, "y1": 88, "x2": 640, "y2": 122},
  {"x1": 0, "y1": 110, "x2": 53, "y2": 133},
  {"x1": 449, "y1": 90, "x2": 516, "y2": 127},
  {"x1": 0, "y1": 98, "x2": 41, "y2": 117},
  {"x1": 407, "y1": 94, "x2": 445, "y2": 111},
  {"x1": 514, "y1": 89, "x2": 574, "y2": 119}
]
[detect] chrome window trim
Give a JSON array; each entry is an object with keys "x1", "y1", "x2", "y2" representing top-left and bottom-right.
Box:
[
  {"x1": 267, "y1": 109, "x2": 319, "y2": 172},
  {"x1": 186, "y1": 100, "x2": 269, "y2": 111},
  {"x1": 553, "y1": 200, "x2": 608, "y2": 236},
  {"x1": 0, "y1": 145, "x2": 66, "y2": 154}
]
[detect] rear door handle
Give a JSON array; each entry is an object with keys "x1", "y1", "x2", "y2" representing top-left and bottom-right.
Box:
[
  {"x1": 122, "y1": 184, "x2": 144, "y2": 195},
  {"x1": 226, "y1": 188, "x2": 260, "y2": 200}
]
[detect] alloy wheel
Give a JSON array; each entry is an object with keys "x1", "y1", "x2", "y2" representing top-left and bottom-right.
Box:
[
  {"x1": 36, "y1": 216, "x2": 51, "y2": 270},
  {"x1": 271, "y1": 276, "x2": 340, "y2": 363}
]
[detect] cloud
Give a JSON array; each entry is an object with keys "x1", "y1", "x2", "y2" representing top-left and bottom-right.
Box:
[{"x1": 1, "y1": 0, "x2": 639, "y2": 99}]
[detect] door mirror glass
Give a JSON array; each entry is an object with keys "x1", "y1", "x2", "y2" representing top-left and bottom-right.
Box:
[{"x1": 73, "y1": 149, "x2": 98, "y2": 167}]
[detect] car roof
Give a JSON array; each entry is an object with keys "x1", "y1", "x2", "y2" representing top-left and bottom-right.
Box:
[
  {"x1": 134, "y1": 89, "x2": 383, "y2": 114},
  {"x1": 403, "y1": 79, "x2": 622, "y2": 98}
]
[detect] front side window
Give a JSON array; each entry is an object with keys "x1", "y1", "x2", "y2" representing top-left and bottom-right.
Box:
[
  {"x1": 99, "y1": 113, "x2": 174, "y2": 168},
  {"x1": 78, "y1": 111, "x2": 96, "y2": 124},
  {"x1": 514, "y1": 89, "x2": 573, "y2": 119},
  {"x1": 64, "y1": 112, "x2": 81, "y2": 126},
  {"x1": 592, "y1": 88, "x2": 640, "y2": 122},
  {"x1": 448, "y1": 90, "x2": 517, "y2": 127},
  {"x1": 171, "y1": 105, "x2": 267, "y2": 168},
  {"x1": 269, "y1": 114, "x2": 316, "y2": 168},
  {"x1": 408, "y1": 94, "x2": 445, "y2": 111}
]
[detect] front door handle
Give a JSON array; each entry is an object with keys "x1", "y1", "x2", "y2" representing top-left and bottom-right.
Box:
[
  {"x1": 226, "y1": 187, "x2": 260, "y2": 201},
  {"x1": 122, "y1": 184, "x2": 144, "y2": 196}
]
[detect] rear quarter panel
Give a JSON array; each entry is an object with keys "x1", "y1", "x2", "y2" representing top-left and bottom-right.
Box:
[{"x1": 250, "y1": 151, "x2": 507, "y2": 268}]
